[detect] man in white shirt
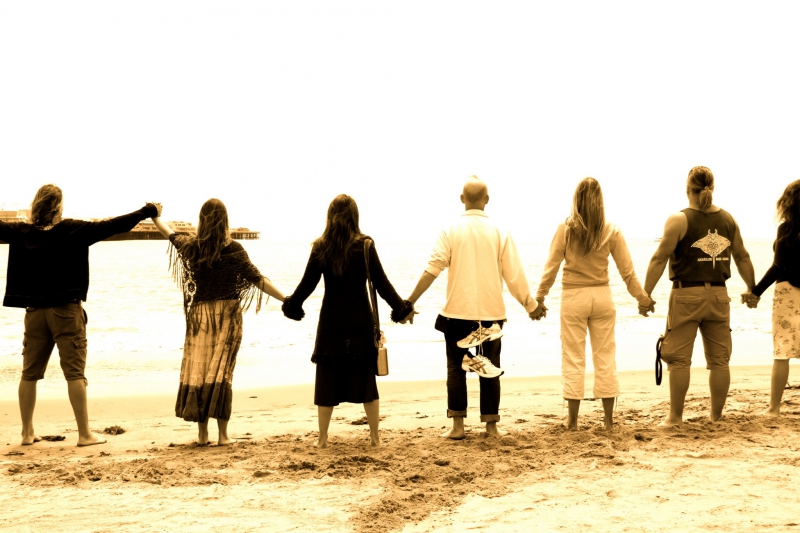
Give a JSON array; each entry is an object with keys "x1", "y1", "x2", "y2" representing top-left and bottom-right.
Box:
[{"x1": 405, "y1": 176, "x2": 539, "y2": 439}]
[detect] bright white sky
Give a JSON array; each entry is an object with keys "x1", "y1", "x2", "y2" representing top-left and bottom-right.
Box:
[{"x1": 1, "y1": 2, "x2": 799, "y2": 244}]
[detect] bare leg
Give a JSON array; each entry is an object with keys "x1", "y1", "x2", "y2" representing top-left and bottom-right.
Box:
[
  {"x1": 659, "y1": 369, "x2": 690, "y2": 427},
  {"x1": 67, "y1": 379, "x2": 106, "y2": 446},
  {"x1": 197, "y1": 419, "x2": 210, "y2": 445},
  {"x1": 566, "y1": 399, "x2": 580, "y2": 430},
  {"x1": 363, "y1": 400, "x2": 380, "y2": 446},
  {"x1": 316, "y1": 406, "x2": 334, "y2": 448},
  {"x1": 484, "y1": 421, "x2": 506, "y2": 437},
  {"x1": 441, "y1": 416, "x2": 465, "y2": 440},
  {"x1": 602, "y1": 398, "x2": 615, "y2": 430},
  {"x1": 19, "y1": 379, "x2": 41, "y2": 445},
  {"x1": 217, "y1": 418, "x2": 231, "y2": 445},
  {"x1": 765, "y1": 359, "x2": 790, "y2": 417},
  {"x1": 709, "y1": 367, "x2": 730, "y2": 422}
]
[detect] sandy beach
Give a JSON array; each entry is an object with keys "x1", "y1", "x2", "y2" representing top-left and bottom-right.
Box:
[{"x1": 2, "y1": 364, "x2": 799, "y2": 533}]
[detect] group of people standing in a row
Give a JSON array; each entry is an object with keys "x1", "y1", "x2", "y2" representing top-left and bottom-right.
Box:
[{"x1": 2, "y1": 166, "x2": 797, "y2": 447}]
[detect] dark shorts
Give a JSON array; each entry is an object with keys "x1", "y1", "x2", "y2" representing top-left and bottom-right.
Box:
[{"x1": 22, "y1": 303, "x2": 88, "y2": 381}]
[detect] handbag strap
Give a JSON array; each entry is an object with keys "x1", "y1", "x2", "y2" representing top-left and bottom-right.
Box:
[{"x1": 363, "y1": 239, "x2": 381, "y2": 348}]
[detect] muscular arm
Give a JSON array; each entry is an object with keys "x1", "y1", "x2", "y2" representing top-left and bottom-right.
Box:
[
  {"x1": 730, "y1": 220, "x2": 756, "y2": 290},
  {"x1": 643, "y1": 212, "x2": 686, "y2": 296}
]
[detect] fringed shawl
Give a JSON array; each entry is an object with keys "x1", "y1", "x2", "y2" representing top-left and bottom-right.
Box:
[{"x1": 168, "y1": 234, "x2": 266, "y2": 336}]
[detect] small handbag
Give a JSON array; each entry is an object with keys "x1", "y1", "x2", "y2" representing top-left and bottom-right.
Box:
[{"x1": 364, "y1": 239, "x2": 389, "y2": 376}]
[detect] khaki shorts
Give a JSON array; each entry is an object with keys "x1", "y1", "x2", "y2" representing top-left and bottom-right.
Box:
[
  {"x1": 660, "y1": 285, "x2": 732, "y2": 370},
  {"x1": 22, "y1": 303, "x2": 88, "y2": 381}
]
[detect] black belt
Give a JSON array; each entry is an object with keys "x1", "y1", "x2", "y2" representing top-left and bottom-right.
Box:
[{"x1": 673, "y1": 281, "x2": 725, "y2": 289}]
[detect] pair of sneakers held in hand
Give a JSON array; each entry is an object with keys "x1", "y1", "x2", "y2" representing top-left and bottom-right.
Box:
[{"x1": 456, "y1": 322, "x2": 504, "y2": 378}]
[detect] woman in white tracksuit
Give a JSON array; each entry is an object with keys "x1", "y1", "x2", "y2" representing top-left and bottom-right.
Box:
[{"x1": 535, "y1": 178, "x2": 653, "y2": 430}]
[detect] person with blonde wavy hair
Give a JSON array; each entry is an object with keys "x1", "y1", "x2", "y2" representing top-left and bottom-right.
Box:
[
  {"x1": 643, "y1": 166, "x2": 756, "y2": 427},
  {"x1": 535, "y1": 177, "x2": 651, "y2": 430},
  {"x1": 0, "y1": 184, "x2": 160, "y2": 446}
]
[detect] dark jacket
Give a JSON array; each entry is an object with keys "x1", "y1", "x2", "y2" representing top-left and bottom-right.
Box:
[
  {"x1": 1, "y1": 204, "x2": 158, "y2": 308},
  {"x1": 282, "y1": 237, "x2": 413, "y2": 363},
  {"x1": 753, "y1": 223, "x2": 800, "y2": 297}
]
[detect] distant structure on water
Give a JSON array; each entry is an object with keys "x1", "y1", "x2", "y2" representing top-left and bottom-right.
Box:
[
  {"x1": 0, "y1": 213, "x2": 259, "y2": 243},
  {"x1": 103, "y1": 220, "x2": 260, "y2": 241}
]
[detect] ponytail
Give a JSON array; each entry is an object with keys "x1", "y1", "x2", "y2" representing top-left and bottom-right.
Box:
[{"x1": 687, "y1": 166, "x2": 714, "y2": 210}]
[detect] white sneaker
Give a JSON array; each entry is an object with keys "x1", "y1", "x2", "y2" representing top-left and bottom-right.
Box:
[
  {"x1": 461, "y1": 354, "x2": 504, "y2": 378},
  {"x1": 457, "y1": 322, "x2": 503, "y2": 349}
]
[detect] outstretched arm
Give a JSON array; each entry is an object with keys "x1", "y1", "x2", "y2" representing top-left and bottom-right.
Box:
[
  {"x1": 152, "y1": 216, "x2": 174, "y2": 239},
  {"x1": 408, "y1": 271, "x2": 436, "y2": 305},
  {"x1": 643, "y1": 212, "x2": 685, "y2": 297},
  {"x1": 730, "y1": 221, "x2": 756, "y2": 290},
  {"x1": 257, "y1": 277, "x2": 286, "y2": 302}
]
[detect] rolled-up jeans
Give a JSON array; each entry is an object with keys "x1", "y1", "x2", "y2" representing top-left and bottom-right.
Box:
[
  {"x1": 560, "y1": 285, "x2": 618, "y2": 400},
  {"x1": 440, "y1": 315, "x2": 502, "y2": 422}
]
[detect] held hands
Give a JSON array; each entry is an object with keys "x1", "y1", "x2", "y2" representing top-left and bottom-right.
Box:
[
  {"x1": 638, "y1": 297, "x2": 656, "y2": 317},
  {"x1": 530, "y1": 302, "x2": 547, "y2": 321},
  {"x1": 399, "y1": 308, "x2": 419, "y2": 325},
  {"x1": 741, "y1": 291, "x2": 760, "y2": 309},
  {"x1": 148, "y1": 202, "x2": 163, "y2": 217}
]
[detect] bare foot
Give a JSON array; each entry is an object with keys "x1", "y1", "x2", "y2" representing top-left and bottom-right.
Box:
[
  {"x1": 191, "y1": 441, "x2": 212, "y2": 447},
  {"x1": 484, "y1": 422, "x2": 507, "y2": 437},
  {"x1": 441, "y1": 427, "x2": 466, "y2": 440},
  {"x1": 565, "y1": 417, "x2": 578, "y2": 431},
  {"x1": 77, "y1": 433, "x2": 107, "y2": 447},
  {"x1": 369, "y1": 431, "x2": 380, "y2": 447},
  {"x1": 762, "y1": 407, "x2": 781, "y2": 418},
  {"x1": 657, "y1": 416, "x2": 683, "y2": 429},
  {"x1": 603, "y1": 418, "x2": 614, "y2": 431},
  {"x1": 218, "y1": 437, "x2": 232, "y2": 446},
  {"x1": 314, "y1": 439, "x2": 328, "y2": 449},
  {"x1": 21, "y1": 435, "x2": 41, "y2": 446}
]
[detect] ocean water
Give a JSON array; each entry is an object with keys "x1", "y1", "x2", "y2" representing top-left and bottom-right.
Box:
[{"x1": 0, "y1": 237, "x2": 777, "y2": 400}]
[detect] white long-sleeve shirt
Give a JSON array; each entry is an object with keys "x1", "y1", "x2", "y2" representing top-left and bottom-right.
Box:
[
  {"x1": 425, "y1": 210, "x2": 538, "y2": 321},
  {"x1": 536, "y1": 222, "x2": 648, "y2": 305}
]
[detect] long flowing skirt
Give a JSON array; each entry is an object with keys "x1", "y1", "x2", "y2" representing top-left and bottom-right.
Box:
[{"x1": 175, "y1": 300, "x2": 243, "y2": 422}]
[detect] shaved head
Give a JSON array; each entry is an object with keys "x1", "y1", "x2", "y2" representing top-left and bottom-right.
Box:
[{"x1": 462, "y1": 176, "x2": 489, "y2": 206}]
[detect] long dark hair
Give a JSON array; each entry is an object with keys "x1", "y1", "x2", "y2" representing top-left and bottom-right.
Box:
[
  {"x1": 565, "y1": 177, "x2": 605, "y2": 257},
  {"x1": 687, "y1": 166, "x2": 714, "y2": 210},
  {"x1": 313, "y1": 194, "x2": 364, "y2": 276},
  {"x1": 31, "y1": 184, "x2": 63, "y2": 227},
  {"x1": 181, "y1": 199, "x2": 230, "y2": 268},
  {"x1": 776, "y1": 179, "x2": 800, "y2": 243}
]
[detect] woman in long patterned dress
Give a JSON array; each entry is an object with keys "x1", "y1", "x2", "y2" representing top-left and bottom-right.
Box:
[
  {"x1": 282, "y1": 194, "x2": 413, "y2": 448},
  {"x1": 749, "y1": 180, "x2": 800, "y2": 416},
  {"x1": 153, "y1": 199, "x2": 286, "y2": 445}
]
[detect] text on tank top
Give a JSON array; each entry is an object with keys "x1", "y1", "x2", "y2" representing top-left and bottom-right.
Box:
[{"x1": 669, "y1": 208, "x2": 736, "y2": 283}]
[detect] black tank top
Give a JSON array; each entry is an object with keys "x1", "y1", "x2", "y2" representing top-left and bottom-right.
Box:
[{"x1": 669, "y1": 208, "x2": 736, "y2": 283}]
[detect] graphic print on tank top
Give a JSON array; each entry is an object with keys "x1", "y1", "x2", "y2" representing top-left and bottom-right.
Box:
[{"x1": 691, "y1": 229, "x2": 731, "y2": 268}]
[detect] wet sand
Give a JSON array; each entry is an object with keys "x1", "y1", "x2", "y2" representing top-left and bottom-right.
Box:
[{"x1": 2, "y1": 365, "x2": 800, "y2": 532}]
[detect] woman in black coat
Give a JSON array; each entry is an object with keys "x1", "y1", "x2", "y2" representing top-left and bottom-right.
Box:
[{"x1": 282, "y1": 195, "x2": 413, "y2": 448}]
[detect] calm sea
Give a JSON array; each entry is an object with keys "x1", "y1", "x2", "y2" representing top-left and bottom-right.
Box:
[{"x1": 0, "y1": 237, "x2": 777, "y2": 400}]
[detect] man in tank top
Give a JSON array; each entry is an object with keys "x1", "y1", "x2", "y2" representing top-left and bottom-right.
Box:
[{"x1": 643, "y1": 166, "x2": 756, "y2": 427}]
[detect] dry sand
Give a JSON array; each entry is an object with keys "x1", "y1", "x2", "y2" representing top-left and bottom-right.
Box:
[{"x1": 2, "y1": 365, "x2": 800, "y2": 533}]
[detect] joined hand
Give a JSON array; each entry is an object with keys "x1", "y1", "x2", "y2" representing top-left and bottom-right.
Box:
[
  {"x1": 530, "y1": 302, "x2": 547, "y2": 321},
  {"x1": 149, "y1": 202, "x2": 163, "y2": 217},
  {"x1": 741, "y1": 291, "x2": 759, "y2": 309},
  {"x1": 400, "y1": 309, "x2": 419, "y2": 324},
  {"x1": 638, "y1": 298, "x2": 656, "y2": 317}
]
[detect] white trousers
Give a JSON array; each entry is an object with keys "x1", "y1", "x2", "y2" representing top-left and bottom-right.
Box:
[{"x1": 560, "y1": 285, "x2": 619, "y2": 400}]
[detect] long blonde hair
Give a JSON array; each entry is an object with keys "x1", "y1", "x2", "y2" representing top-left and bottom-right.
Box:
[
  {"x1": 180, "y1": 199, "x2": 230, "y2": 268},
  {"x1": 565, "y1": 177, "x2": 605, "y2": 257},
  {"x1": 31, "y1": 184, "x2": 63, "y2": 227}
]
